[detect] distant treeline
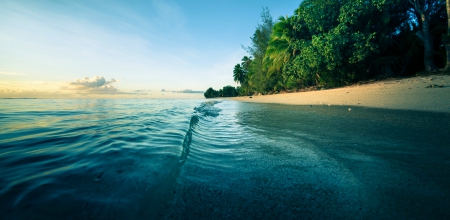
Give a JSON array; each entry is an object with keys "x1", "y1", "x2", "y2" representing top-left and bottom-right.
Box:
[
  {"x1": 204, "y1": 86, "x2": 239, "y2": 98},
  {"x1": 205, "y1": 0, "x2": 450, "y2": 98}
]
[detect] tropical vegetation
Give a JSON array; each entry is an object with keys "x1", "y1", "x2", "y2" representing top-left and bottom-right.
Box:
[
  {"x1": 205, "y1": 0, "x2": 450, "y2": 98},
  {"x1": 204, "y1": 86, "x2": 239, "y2": 98}
]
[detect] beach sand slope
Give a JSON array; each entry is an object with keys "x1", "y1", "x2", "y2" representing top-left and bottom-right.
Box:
[{"x1": 232, "y1": 75, "x2": 450, "y2": 113}]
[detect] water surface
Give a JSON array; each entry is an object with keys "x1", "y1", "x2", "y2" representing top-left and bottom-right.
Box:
[
  {"x1": 0, "y1": 99, "x2": 201, "y2": 218},
  {"x1": 1, "y1": 99, "x2": 449, "y2": 219}
]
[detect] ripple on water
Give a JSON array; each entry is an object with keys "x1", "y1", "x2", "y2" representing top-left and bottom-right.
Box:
[
  {"x1": 0, "y1": 99, "x2": 202, "y2": 218},
  {"x1": 168, "y1": 101, "x2": 450, "y2": 219},
  {"x1": 3, "y1": 99, "x2": 450, "y2": 219}
]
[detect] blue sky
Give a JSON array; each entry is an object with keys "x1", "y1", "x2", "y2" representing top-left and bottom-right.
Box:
[{"x1": 0, "y1": 0, "x2": 302, "y2": 98}]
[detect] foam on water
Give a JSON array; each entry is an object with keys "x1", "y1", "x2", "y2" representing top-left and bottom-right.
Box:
[{"x1": 193, "y1": 100, "x2": 222, "y2": 117}]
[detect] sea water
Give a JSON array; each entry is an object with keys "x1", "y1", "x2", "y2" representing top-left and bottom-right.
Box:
[
  {"x1": 0, "y1": 99, "x2": 202, "y2": 218},
  {"x1": 1, "y1": 99, "x2": 449, "y2": 219}
]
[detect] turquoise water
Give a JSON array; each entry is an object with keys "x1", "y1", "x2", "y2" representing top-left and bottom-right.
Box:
[
  {"x1": 0, "y1": 99, "x2": 202, "y2": 218},
  {"x1": 1, "y1": 99, "x2": 450, "y2": 219}
]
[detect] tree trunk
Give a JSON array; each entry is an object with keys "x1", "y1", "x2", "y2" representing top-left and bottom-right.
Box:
[
  {"x1": 382, "y1": 64, "x2": 394, "y2": 77},
  {"x1": 315, "y1": 73, "x2": 321, "y2": 85},
  {"x1": 443, "y1": 0, "x2": 450, "y2": 70},
  {"x1": 410, "y1": 0, "x2": 436, "y2": 72},
  {"x1": 420, "y1": 13, "x2": 436, "y2": 72}
]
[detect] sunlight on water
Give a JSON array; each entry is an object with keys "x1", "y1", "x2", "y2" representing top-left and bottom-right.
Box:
[
  {"x1": 1, "y1": 99, "x2": 450, "y2": 219},
  {"x1": 0, "y1": 99, "x2": 203, "y2": 218},
  {"x1": 169, "y1": 101, "x2": 450, "y2": 219}
]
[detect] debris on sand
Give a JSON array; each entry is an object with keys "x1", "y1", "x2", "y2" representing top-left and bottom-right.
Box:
[{"x1": 425, "y1": 84, "x2": 444, "y2": 88}]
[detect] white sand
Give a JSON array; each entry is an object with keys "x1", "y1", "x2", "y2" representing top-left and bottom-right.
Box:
[{"x1": 231, "y1": 74, "x2": 450, "y2": 113}]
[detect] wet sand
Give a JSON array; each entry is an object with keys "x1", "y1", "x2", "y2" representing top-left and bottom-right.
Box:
[
  {"x1": 162, "y1": 102, "x2": 450, "y2": 219},
  {"x1": 231, "y1": 74, "x2": 450, "y2": 113}
]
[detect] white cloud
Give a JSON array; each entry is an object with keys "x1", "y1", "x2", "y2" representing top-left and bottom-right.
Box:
[
  {"x1": 174, "y1": 89, "x2": 203, "y2": 94},
  {"x1": 66, "y1": 76, "x2": 119, "y2": 94},
  {"x1": 62, "y1": 76, "x2": 150, "y2": 96},
  {"x1": 160, "y1": 88, "x2": 204, "y2": 94},
  {"x1": 0, "y1": 77, "x2": 153, "y2": 98},
  {"x1": 0, "y1": 0, "x2": 242, "y2": 93}
]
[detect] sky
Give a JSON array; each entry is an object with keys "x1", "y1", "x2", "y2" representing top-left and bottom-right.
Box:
[{"x1": 0, "y1": 0, "x2": 302, "y2": 98}]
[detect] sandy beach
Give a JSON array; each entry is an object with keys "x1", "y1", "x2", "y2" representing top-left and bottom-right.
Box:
[{"x1": 231, "y1": 74, "x2": 450, "y2": 113}]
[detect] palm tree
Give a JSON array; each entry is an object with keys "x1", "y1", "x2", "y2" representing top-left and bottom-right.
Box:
[
  {"x1": 241, "y1": 56, "x2": 253, "y2": 94},
  {"x1": 264, "y1": 15, "x2": 295, "y2": 75},
  {"x1": 241, "y1": 56, "x2": 252, "y2": 73},
  {"x1": 233, "y1": 64, "x2": 245, "y2": 85}
]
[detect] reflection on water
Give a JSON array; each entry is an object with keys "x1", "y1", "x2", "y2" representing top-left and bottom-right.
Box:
[
  {"x1": 168, "y1": 101, "x2": 450, "y2": 219},
  {"x1": 1, "y1": 99, "x2": 450, "y2": 219},
  {"x1": 0, "y1": 99, "x2": 202, "y2": 219}
]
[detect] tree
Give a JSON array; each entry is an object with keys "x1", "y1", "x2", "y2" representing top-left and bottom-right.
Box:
[
  {"x1": 265, "y1": 16, "x2": 295, "y2": 75},
  {"x1": 221, "y1": 86, "x2": 238, "y2": 97},
  {"x1": 227, "y1": 0, "x2": 448, "y2": 95},
  {"x1": 369, "y1": 0, "x2": 416, "y2": 76},
  {"x1": 443, "y1": 0, "x2": 450, "y2": 70},
  {"x1": 204, "y1": 87, "x2": 218, "y2": 98},
  {"x1": 240, "y1": 56, "x2": 252, "y2": 94},
  {"x1": 245, "y1": 7, "x2": 273, "y2": 62},
  {"x1": 244, "y1": 7, "x2": 274, "y2": 93},
  {"x1": 409, "y1": 0, "x2": 445, "y2": 72},
  {"x1": 241, "y1": 56, "x2": 252, "y2": 71},
  {"x1": 233, "y1": 64, "x2": 245, "y2": 85},
  {"x1": 287, "y1": 0, "x2": 384, "y2": 86},
  {"x1": 203, "y1": 86, "x2": 238, "y2": 98}
]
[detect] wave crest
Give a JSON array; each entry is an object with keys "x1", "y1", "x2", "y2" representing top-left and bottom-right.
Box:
[{"x1": 193, "y1": 100, "x2": 221, "y2": 117}]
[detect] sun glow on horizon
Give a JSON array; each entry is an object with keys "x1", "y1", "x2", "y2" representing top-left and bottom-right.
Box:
[{"x1": 0, "y1": 0, "x2": 302, "y2": 98}]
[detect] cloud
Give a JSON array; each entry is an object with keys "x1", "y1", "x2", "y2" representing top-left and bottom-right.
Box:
[
  {"x1": 70, "y1": 76, "x2": 118, "y2": 88},
  {"x1": 133, "y1": 89, "x2": 151, "y2": 92},
  {"x1": 63, "y1": 76, "x2": 149, "y2": 96},
  {"x1": 0, "y1": 1, "x2": 214, "y2": 93},
  {"x1": 174, "y1": 89, "x2": 203, "y2": 94},
  {"x1": 131, "y1": 90, "x2": 149, "y2": 95},
  {"x1": 161, "y1": 88, "x2": 203, "y2": 93},
  {"x1": 65, "y1": 76, "x2": 119, "y2": 94}
]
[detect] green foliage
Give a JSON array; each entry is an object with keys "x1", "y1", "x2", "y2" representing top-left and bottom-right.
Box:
[
  {"x1": 233, "y1": 64, "x2": 245, "y2": 85},
  {"x1": 296, "y1": 0, "x2": 342, "y2": 35},
  {"x1": 203, "y1": 86, "x2": 239, "y2": 98},
  {"x1": 224, "y1": 0, "x2": 448, "y2": 94},
  {"x1": 292, "y1": 0, "x2": 383, "y2": 85},
  {"x1": 264, "y1": 15, "x2": 297, "y2": 78},
  {"x1": 221, "y1": 86, "x2": 238, "y2": 97},
  {"x1": 236, "y1": 56, "x2": 253, "y2": 95},
  {"x1": 204, "y1": 87, "x2": 219, "y2": 98},
  {"x1": 245, "y1": 7, "x2": 273, "y2": 62},
  {"x1": 244, "y1": 7, "x2": 274, "y2": 93}
]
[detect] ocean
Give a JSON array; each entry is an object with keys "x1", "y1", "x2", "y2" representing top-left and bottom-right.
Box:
[{"x1": 1, "y1": 99, "x2": 449, "y2": 219}]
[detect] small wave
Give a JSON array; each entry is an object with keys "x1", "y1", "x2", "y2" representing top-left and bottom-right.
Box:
[
  {"x1": 0, "y1": 99, "x2": 204, "y2": 218},
  {"x1": 179, "y1": 115, "x2": 198, "y2": 163},
  {"x1": 146, "y1": 113, "x2": 199, "y2": 217},
  {"x1": 193, "y1": 100, "x2": 221, "y2": 117}
]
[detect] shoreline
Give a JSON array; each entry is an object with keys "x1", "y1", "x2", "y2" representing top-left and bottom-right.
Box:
[{"x1": 231, "y1": 74, "x2": 450, "y2": 113}]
